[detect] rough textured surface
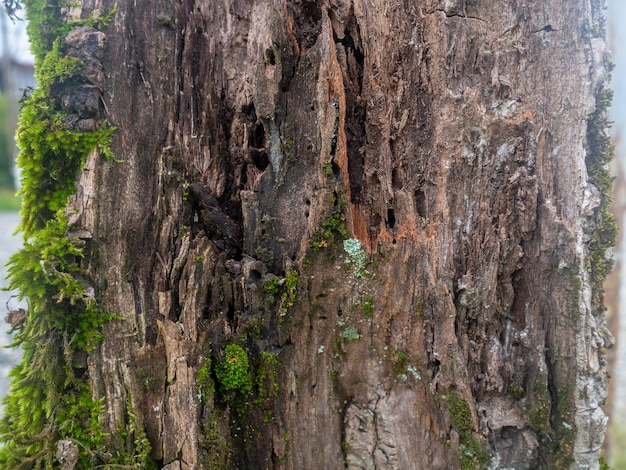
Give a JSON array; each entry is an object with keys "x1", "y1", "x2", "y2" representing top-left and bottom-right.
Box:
[{"x1": 61, "y1": 0, "x2": 614, "y2": 468}]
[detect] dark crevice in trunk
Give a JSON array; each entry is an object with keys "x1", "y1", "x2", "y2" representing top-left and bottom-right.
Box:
[
  {"x1": 333, "y1": 17, "x2": 366, "y2": 204},
  {"x1": 287, "y1": 0, "x2": 323, "y2": 52}
]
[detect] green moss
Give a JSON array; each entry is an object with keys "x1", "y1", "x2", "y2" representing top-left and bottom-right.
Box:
[
  {"x1": 197, "y1": 357, "x2": 215, "y2": 404},
  {"x1": 281, "y1": 270, "x2": 299, "y2": 310},
  {"x1": 446, "y1": 393, "x2": 491, "y2": 469},
  {"x1": 157, "y1": 14, "x2": 174, "y2": 27},
  {"x1": 332, "y1": 337, "x2": 342, "y2": 355},
  {"x1": 263, "y1": 276, "x2": 281, "y2": 295},
  {"x1": 0, "y1": 2, "x2": 125, "y2": 467},
  {"x1": 263, "y1": 270, "x2": 299, "y2": 317},
  {"x1": 114, "y1": 396, "x2": 156, "y2": 469},
  {"x1": 447, "y1": 393, "x2": 473, "y2": 436},
  {"x1": 216, "y1": 344, "x2": 253, "y2": 395},
  {"x1": 600, "y1": 456, "x2": 614, "y2": 470},
  {"x1": 16, "y1": 85, "x2": 115, "y2": 237},
  {"x1": 585, "y1": 85, "x2": 618, "y2": 316},
  {"x1": 362, "y1": 295, "x2": 373, "y2": 317},
  {"x1": 395, "y1": 351, "x2": 408, "y2": 375},
  {"x1": 528, "y1": 375, "x2": 551, "y2": 435},
  {"x1": 257, "y1": 352, "x2": 279, "y2": 401},
  {"x1": 551, "y1": 383, "x2": 576, "y2": 469},
  {"x1": 311, "y1": 195, "x2": 347, "y2": 251},
  {"x1": 507, "y1": 383, "x2": 525, "y2": 401},
  {"x1": 199, "y1": 410, "x2": 232, "y2": 470}
]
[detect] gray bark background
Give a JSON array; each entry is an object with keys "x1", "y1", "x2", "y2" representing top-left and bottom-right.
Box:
[{"x1": 58, "y1": 0, "x2": 614, "y2": 468}]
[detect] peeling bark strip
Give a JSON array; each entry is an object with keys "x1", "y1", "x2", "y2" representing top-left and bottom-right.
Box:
[{"x1": 7, "y1": 0, "x2": 615, "y2": 468}]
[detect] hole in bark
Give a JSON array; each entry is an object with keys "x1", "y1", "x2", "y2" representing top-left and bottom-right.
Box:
[
  {"x1": 146, "y1": 324, "x2": 158, "y2": 346},
  {"x1": 431, "y1": 358, "x2": 441, "y2": 378},
  {"x1": 337, "y1": 309, "x2": 343, "y2": 317},
  {"x1": 288, "y1": 0, "x2": 323, "y2": 51},
  {"x1": 331, "y1": 161, "x2": 341, "y2": 178},
  {"x1": 392, "y1": 168, "x2": 403, "y2": 190},
  {"x1": 305, "y1": 211, "x2": 310, "y2": 218},
  {"x1": 415, "y1": 189, "x2": 426, "y2": 217},
  {"x1": 242, "y1": 103, "x2": 255, "y2": 116},
  {"x1": 250, "y1": 149, "x2": 269, "y2": 172},
  {"x1": 249, "y1": 270, "x2": 262, "y2": 282},
  {"x1": 226, "y1": 302, "x2": 235, "y2": 325},
  {"x1": 250, "y1": 121, "x2": 266, "y2": 149},
  {"x1": 387, "y1": 208, "x2": 396, "y2": 229},
  {"x1": 332, "y1": 20, "x2": 366, "y2": 204},
  {"x1": 264, "y1": 48, "x2": 276, "y2": 65},
  {"x1": 334, "y1": 26, "x2": 364, "y2": 92},
  {"x1": 305, "y1": 198, "x2": 311, "y2": 206},
  {"x1": 330, "y1": 132, "x2": 338, "y2": 158}
]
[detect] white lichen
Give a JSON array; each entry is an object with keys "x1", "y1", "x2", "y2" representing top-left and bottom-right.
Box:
[{"x1": 343, "y1": 238, "x2": 368, "y2": 277}]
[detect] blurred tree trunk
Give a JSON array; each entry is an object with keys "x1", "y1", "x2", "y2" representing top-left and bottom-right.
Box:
[{"x1": 16, "y1": 0, "x2": 617, "y2": 468}]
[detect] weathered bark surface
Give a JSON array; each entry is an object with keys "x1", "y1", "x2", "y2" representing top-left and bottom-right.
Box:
[{"x1": 65, "y1": 0, "x2": 612, "y2": 468}]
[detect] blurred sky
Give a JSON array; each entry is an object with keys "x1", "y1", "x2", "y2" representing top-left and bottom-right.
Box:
[{"x1": 0, "y1": 8, "x2": 32, "y2": 63}]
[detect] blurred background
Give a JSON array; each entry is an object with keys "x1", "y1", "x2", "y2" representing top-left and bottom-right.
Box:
[
  {"x1": 0, "y1": 5, "x2": 30, "y2": 417},
  {"x1": 605, "y1": 1, "x2": 626, "y2": 467},
  {"x1": 1, "y1": 2, "x2": 626, "y2": 467}
]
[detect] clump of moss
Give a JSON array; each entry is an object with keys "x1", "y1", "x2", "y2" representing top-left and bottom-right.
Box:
[
  {"x1": 446, "y1": 393, "x2": 491, "y2": 470},
  {"x1": 263, "y1": 276, "x2": 281, "y2": 295},
  {"x1": 216, "y1": 344, "x2": 253, "y2": 395}
]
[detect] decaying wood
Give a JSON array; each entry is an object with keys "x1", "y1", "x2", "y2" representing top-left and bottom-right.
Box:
[{"x1": 63, "y1": 0, "x2": 614, "y2": 468}]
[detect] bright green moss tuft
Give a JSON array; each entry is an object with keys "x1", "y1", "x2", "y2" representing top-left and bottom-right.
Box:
[
  {"x1": 216, "y1": 344, "x2": 253, "y2": 394},
  {"x1": 16, "y1": 69, "x2": 115, "y2": 237}
]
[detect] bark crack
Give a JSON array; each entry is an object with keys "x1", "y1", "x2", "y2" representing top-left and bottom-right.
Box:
[{"x1": 432, "y1": 8, "x2": 486, "y2": 22}]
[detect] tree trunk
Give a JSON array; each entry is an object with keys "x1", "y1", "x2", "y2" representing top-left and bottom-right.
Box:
[{"x1": 2, "y1": 0, "x2": 616, "y2": 469}]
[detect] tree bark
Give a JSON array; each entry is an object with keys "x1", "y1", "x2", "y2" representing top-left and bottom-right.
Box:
[{"x1": 5, "y1": 0, "x2": 616, "y2": 469}]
